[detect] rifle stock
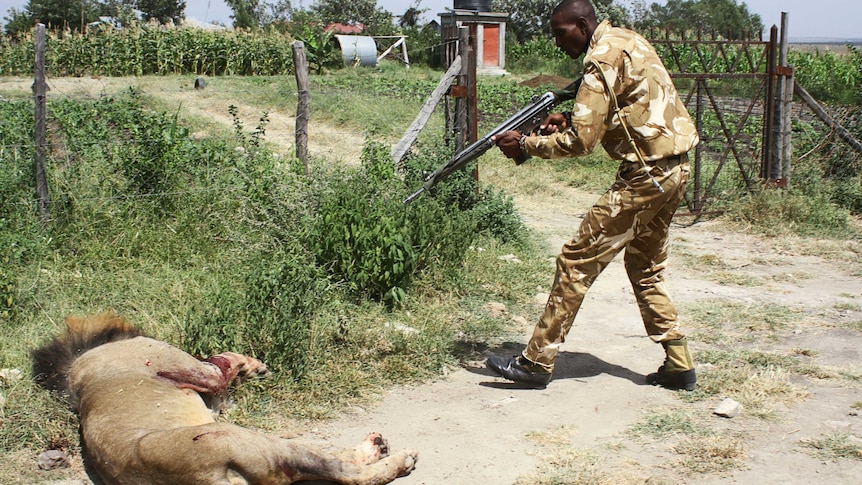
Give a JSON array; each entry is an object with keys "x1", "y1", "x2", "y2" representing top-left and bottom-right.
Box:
[{"x1": 403, "y1": 78, "x2": 582, "y2": 204}]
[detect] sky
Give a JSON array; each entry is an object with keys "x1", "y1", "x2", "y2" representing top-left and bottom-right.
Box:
[{"x1": 0, "y1": 0, "x2": 858, "y2": 41}]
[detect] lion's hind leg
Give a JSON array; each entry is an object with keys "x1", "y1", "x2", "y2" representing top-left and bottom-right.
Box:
[
  {"x1": 286, "y1": 433, "x2": 418, "y2": 485},
  {"x1": 136, "y1": 425, "x2": 417, "y2": 485}
]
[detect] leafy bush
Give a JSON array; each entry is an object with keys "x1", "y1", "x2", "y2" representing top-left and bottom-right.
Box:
[
  {"x1": 832, "y1": 178, "x2": 862, "y2": 215},
  {"x1": 182, "y1": 249, "x2": 331, "y2": 380},
  {"x1": 506, "y1": 36, "x2": 582, "y2": 77},
  {"x1": 0, "y1": 254, "x2": 16, "y2": 320},
  {"x1": 790, "y1": 46, "x2": 862, "y2": 105},
  {"x1": 312, "y1": 141, "x2": 477, "y2": 306}
]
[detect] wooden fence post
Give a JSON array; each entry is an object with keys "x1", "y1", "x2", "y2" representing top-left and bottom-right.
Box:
[
  {"x1": 33, "y1": 23, "x2": 50, "y2": 221},
  {"x1": 291, "y1": 40, "x2": 310, "y2": 175}
]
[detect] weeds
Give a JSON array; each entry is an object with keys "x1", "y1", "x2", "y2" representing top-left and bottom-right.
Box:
[
  {"x1": 674, "y1": 435, "x2": 746, "y2": 474},
  {"x1": 628, "y1": 409, "x2": 703, "y2": 440},
  {"x1": 802, "y1": 432, "x2": 862, "y2": 461},
  {"x1": 684, "y1": 351, "x2": 810, "y2": 417},
  {"x1": 513, "y1": 448, "x2": 624, "y2": 485},
  {"x1": 683, "y1": 300, "x2": 802, "y2": 341}
]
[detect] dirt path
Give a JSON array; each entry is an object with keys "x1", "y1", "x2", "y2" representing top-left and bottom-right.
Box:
[{"x1": 305, "y1": 188, "x2": 862, "y2": 484}]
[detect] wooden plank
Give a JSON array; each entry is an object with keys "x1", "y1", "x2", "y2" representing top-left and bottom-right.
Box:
[{"x1": 390, "y1": 55, "x2": 462, "y2": 165}]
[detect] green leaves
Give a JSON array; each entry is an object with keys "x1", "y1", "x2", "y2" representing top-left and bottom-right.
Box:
[
  {"x1": 0, "y1": 23, "x2": 297, "y2": 76},
  {"x1": 312, "y1": 141, "x2": 478, "y2": 306}
]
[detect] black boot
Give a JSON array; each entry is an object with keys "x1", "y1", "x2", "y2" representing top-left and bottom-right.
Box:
[
  {"x1": 486, "y1": 355, "x2": 552, "y2": 387},
  {"x1": 646, "y1": 338, "x2": 697, "y2": 391}
]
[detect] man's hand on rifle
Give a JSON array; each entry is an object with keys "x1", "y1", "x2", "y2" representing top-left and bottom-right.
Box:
[
  {"x1": 492, "y1": 130, "x2": 525, "y2": 160},
  {"x1": 539, "y1": 112, "x2": 571, "y2": 134}
]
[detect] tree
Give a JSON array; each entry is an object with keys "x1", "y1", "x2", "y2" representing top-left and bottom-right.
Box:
[
  {"x1": 225, "y1": 0, "x2": 265, "y2": 29},
  {"x1": 102, "y1": 0, "x2": 138, "y2": 27},
  {"x1": 492, "y1": 0, "x2": 556, "y2": 43},
  {"x1": 398, "y1": 1, "x2": 427, "y2": 29},
  {"x1": 3, "y1": 8, "x2": 34, "y2": 37},
  {"x1": 14, "y1": 0, "x2": 102, "y2": 32},
  {"x1": 136, "y1": 0, "x2": 186, "y2": 24},
  {"x1": 492, "y1": 0, "x2": 630, "y2": 43},
  {"x1": 310, "y1": 0, "x2": 394, "y2": 35},
  {"x1": 632, "y1": 0, "x2": 764, "y2": 39}
]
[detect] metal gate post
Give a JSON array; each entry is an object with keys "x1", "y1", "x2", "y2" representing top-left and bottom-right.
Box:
[
  {"x1": 694, "y1": 79, "x2": 704, "y2": 212},
  {"x1": 761, "y1": 25, "x2": 778, "y2": 180}
]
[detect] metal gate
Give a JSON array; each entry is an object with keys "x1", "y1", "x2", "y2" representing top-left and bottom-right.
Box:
[{"x1": 648, "y1": 28, "x2": 778, "y2": 214}]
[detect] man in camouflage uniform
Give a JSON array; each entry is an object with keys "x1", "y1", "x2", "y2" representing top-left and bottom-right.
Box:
[{"x1": 487, "y1": 0, "x2": 699, "y2": 390}]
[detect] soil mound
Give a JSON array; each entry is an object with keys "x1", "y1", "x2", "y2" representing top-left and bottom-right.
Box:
[{"x1": 519, "y1": 74, "x2": 573, "y2": 89}]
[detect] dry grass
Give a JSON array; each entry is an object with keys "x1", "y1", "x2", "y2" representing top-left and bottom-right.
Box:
[
  {"x1": 514, "y1": 447, "x2": 645, "y2": 485},
  {"x1": 802, "y1": 432, "x2": 862, "y2": 461},
  {"x1": 674, "y1": 434, "x2": 747, "y2": 474}
]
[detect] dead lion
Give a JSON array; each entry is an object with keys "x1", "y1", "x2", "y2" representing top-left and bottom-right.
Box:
[{"x1": 32, "y1": 312, "x2": 418, "y2": 485}]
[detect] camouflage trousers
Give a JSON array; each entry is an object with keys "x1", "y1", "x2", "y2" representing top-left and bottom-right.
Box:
[{"x1": 523, "y1": 154, "x2": 691, "y2": 372}]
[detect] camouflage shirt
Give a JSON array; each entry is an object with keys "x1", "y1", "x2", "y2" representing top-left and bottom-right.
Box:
[{"x1": 524, "y1": 20, "x2": 699, "y2": 162}]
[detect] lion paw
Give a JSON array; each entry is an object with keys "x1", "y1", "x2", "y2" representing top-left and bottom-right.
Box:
[
  {"x1": 211, "y1": 352, "x2": 269, "y2": 382},
  {"x1": 398, "y1": 450, "x2": 419, "y2": 476},
  {"x1": 351, "y1": 432, "x2": 390, "y2": 465}
]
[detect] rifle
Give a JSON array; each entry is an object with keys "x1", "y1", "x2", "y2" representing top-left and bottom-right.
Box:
[{"x1": 403, "y1": 78, "x2": 582, "y2": 204}]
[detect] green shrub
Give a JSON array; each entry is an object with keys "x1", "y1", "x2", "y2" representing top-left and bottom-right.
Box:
[
  {"x1": 790, "y1": 47, "x2": 862, "y2": 105},
  {"x1": 0, "y1": 254, "x2": 16, "y2": 320},
  {"x1": 312, "y1": 141, "x2": 477, "y2": 306},
  {"x1": 506, "y1": 36, "x2": 582, "y2": 77},
  {"x1": 832, "y1": 178, "x2": 862, "y2": 215},
  {"x1": 0, "y1": 23, "x2": 297, "y2": 76},
  {"x1": 182, "y1": 249, "x2": 331, "y2": 380},
  {"x1": 725, "y1": 187, "x2": 849, "y2": 237},
  {"x1": 400, "y1": 140, "x2": 529, "y2": 244}
]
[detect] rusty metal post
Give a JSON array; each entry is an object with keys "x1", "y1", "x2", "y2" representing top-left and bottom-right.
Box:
[
  {"x1": 466, "y1": 24, "x2": 479, "y2": 186},
  {"x1": 761, "y1": 25, "x2": 778, "y2": 180},
  {"x1": 466, "y1": 24, "x2": 478, "y2": 145},
  {"x1": 693, "y1": 79, "x2": 704, "y2": 212},
  {"x1": 777, "y1": 12, "x2": 794, "y2": 186},
  {"x1": 454, "y1": 27, "x2": 471, "y2": 152}
]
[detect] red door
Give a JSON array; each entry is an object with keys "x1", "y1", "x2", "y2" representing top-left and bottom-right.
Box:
[{"x1": 483, "y1": 24, "x2": 499, "y2": 67}]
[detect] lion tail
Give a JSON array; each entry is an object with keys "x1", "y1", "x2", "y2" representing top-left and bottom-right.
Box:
[{"x1": 32, "y1": 312, "x2": 144, "y2": 403}]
